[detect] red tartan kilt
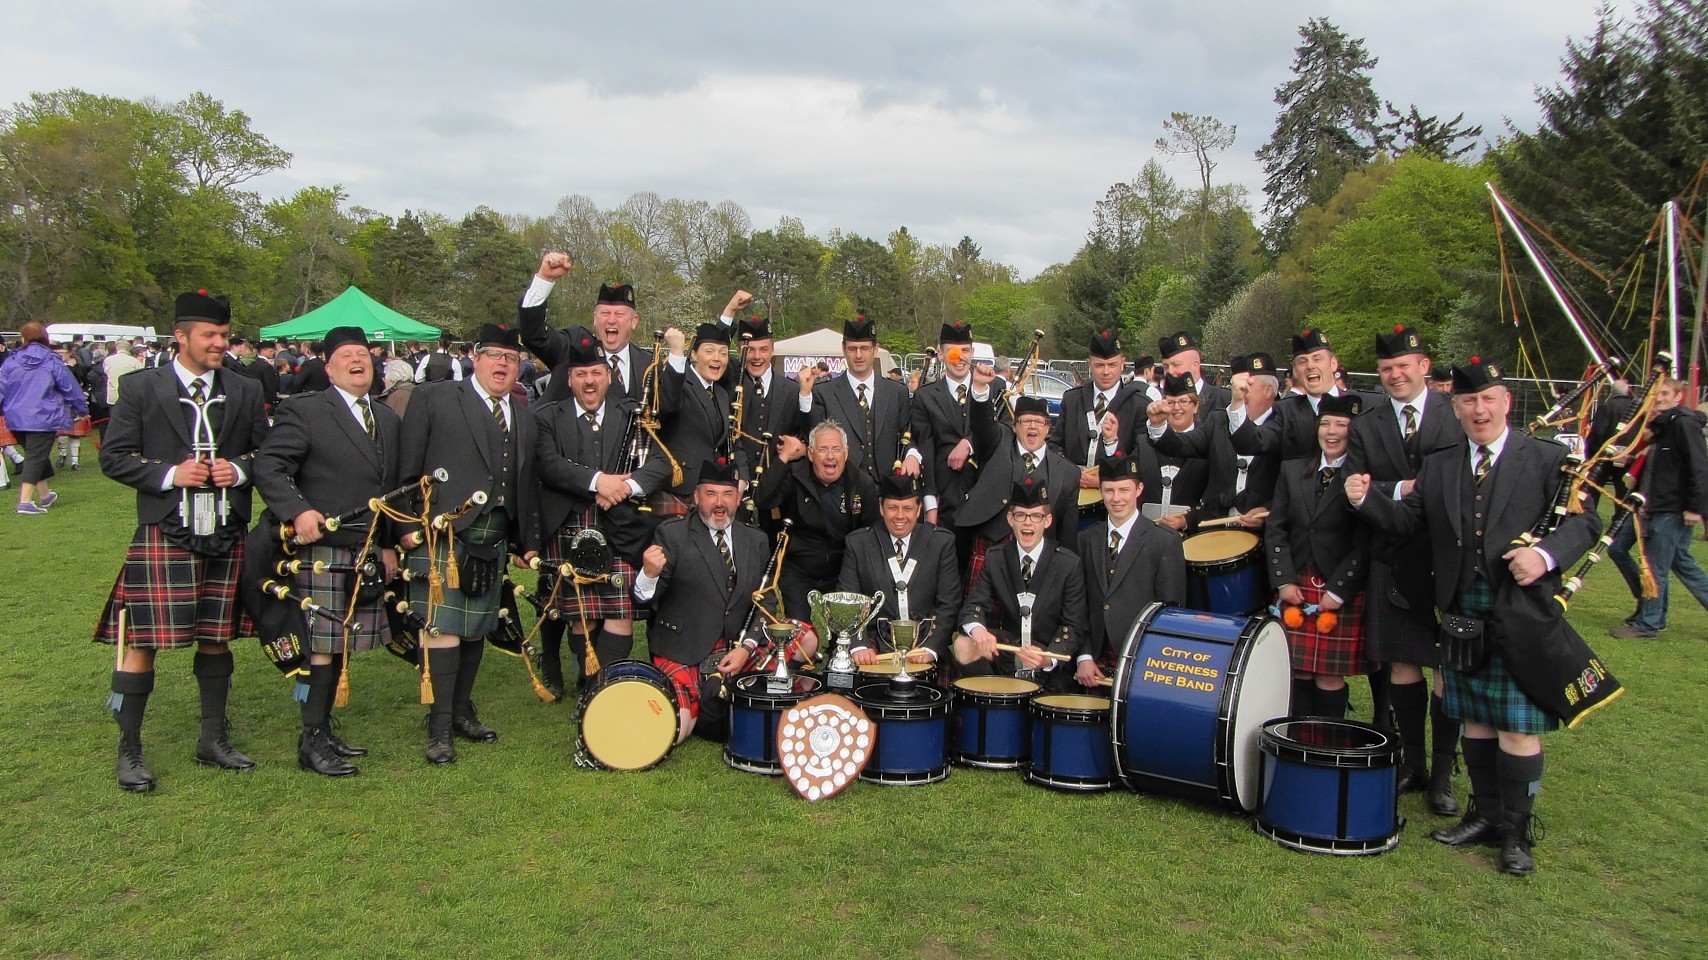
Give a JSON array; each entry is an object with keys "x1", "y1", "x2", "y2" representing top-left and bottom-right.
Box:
[
  {"x1": 1285, "y1": 566, "x2": 1366, "y2": 677},
  {"x1": 59, "y1": 415, "x2": 93, "y2": 438},
  {"x1": 964, "y1": 533, "x2": 1011, "y2": 594},
  {"x1": 645, "y1": 491, "x2": 692, "y2": 518},
  {"x1": 544, "y1": 508, "x2": 636, "y2": 620},
  {"x1": 93, "y1": 524, "x2": 252, "y2": 649},
  {"x1": 653, "y1": 638, "x2": 731, "y2": 720},
  {"x1": 0, "y1": 414, "x2": 16, "y2": 447}
]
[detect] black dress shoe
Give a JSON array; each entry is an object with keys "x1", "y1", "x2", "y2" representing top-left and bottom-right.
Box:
[
  {"x1": 1395, "y1": 764, "x2": 1429, "y2": 794},
  {"x1": 452, "y1": 715, "x2": 498, "y2": 743},
  {"x1": 116, "y1": 735, "x2": 156, "y2": 793},
  {"x1": 542, "y1": 680, "x2": 565, "y2": 703},
  {"x1": 1429, "y1": 768, "x2": 1461, "y2": 816},
  {"x1": 325, "y1": 726, "x2": 368, "y2": 758},
  {"x1": 425, "y1": 716, "x2": 457, "y2": 765},
  {"x1": 298, "y1": 727, "x2": 359, "y2": 777},
  {"x1": 1499, "y1": 835, "x2": 1535, "y2": 876},
  {"x1": 1430, "y1": 811, "x2": 1502, "y2": 847},
  {"x1": 195, "y1": 722, "x2": 257, "y2": 771}
]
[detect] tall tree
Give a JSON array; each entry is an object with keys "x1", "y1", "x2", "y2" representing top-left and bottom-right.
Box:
[
  {"x1": 261, "y1": 185, "x2": 363, "y2": 322},
  {"x1": 451, "y1": 207, "x2": 531, "y2": 337},
  {"x1": 1380, "y1": 103, "x2": 1483, "y2": 159},
  {"x1": 1256, "y1": 18, "x2": 1382, "y2": 250},
  {"x1": 1155, "y1": 111, "x2": 1237, "y2": 251}
]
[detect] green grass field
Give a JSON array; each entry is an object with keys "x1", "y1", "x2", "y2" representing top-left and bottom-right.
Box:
[{"x1": 1, "y1": 465, "x2": 1703, "y2": 959}]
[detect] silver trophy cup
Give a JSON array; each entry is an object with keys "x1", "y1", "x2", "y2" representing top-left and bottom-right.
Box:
[{"x1": 808, "y1": 590, "x2": 883, "y2": 691}]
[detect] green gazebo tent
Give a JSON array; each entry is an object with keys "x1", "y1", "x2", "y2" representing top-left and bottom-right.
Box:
[{"x1": 259, "y1": 286, "x2": 441, "y2": 341}]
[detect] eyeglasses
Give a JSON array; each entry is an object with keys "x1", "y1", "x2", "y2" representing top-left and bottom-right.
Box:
[
  {"x1": 1010, "y1": 511, "x2": 1050, "y2": 524},
  {"x1": 478, "y1": 349, "x2": 521, "y2": 364}
]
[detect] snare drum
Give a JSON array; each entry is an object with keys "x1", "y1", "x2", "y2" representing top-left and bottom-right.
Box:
[
  {"x1": 726, "y1": 674, "x2": 824, "y2": 775},
  {"x1": 952, "y1": 676, "x2": 1039, "y2": 769},
  {"x1": 856, "y1": 659, "x2": 939, "y2": 686},
  {"x1": 1024, "y1": 694, "x2": 1114, "y2": 791},
  {"x1": 852, "y1": 683, "x2": 951, "y2": 785},
  {"x1": 576, "y1": 660, "x2": 679, "y2": 771},
  {"x1": 1110, "y1": 603, "x2": 1291, "y2": 811},
  {"x1": 1256, "y1": 718, "x2": 1402, "y2": 855},
  {"x1": 1182, "y1": 529, "x2": 1264, "y2": 615}
]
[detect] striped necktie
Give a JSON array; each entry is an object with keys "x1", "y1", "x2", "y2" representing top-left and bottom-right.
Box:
[
  {"x1": 715, "y1": 528, "x2": 735, "y2": 587},
  {"x1": 356, "y1": 396, "x2": 377, "y2": 441},
  {"x1": 1020, "y1": 554, "x2": 1034, "y2": 587},
  {"x1": 1474, "y1": 445, "x2": 1493, "y2": 484},
  {"x1": 490, "y1": 396, "x2": 508, "y2": 434}
]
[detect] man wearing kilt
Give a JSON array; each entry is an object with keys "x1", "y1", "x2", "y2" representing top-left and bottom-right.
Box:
[
  {"x1": 1265, "y1": 393, "x2": 1368, "y2": 719},
  {"x1": 1074, "y1": 455, "x2": 1186, "y2": 688},
  {"x1": 253, "y1": 326, "x2": 401, "y2": 777},
  {"x1": 633, "y1": 457, "x2": 772, "y2": 742},
  {"x1": 1346, "y1": 326, "x2": 1467, "y2": 814},
  {"x1": 1349, "y1": 359, "x2": 1603, "y2": 876},
  {"x1": 399, "y1": 323, "x2": 542, "y2": 765},
  {"x1": 94, "y1": 291, "x2": 266, "y2": 792},
  {"x1": 533, "y1": 326, "x2": 673, "y2": 699}
]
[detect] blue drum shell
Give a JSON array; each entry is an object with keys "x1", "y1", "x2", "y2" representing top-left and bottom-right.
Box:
[
  {"x1": 853, "y1": 683, "x2": 951, "y2": 785},
  {"x1": 1256, "y1": 718, "x2": 1402, "y2": 856},
  {"x1": 1024, "y1": 695, "x2": 1114, "y2": 792},
  {"x1": 952, "y1": 677, "x2": 1038, "y2": 769},
  {"x1": 725, "y1": 674, "x2": 823, "y2": 775}
]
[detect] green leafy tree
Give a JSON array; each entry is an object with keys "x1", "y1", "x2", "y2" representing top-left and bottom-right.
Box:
[
  {"x1": 1257, "y1": 18, "x2": 1382, "y2": 250},
  {"x1": 1191, "y1": 215, "x2": 1254, "y2": 322},
  {"x1": 260, "y1": 185, "x2": 363, "y2": 322},
  {"x1": 451, "y1": 207, "x2": 532, "y2": 336},
  {"x1": 1155, "y1": 112, "x2": 1237, "y2": 252},
  {"x1": 827, "y1": 234, "x2": 904, "y2": 325}
]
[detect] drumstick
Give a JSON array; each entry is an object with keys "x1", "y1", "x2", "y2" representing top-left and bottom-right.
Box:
[
  {"x1": 1094, "y1": 676, "x2": 1114, "y2": 687},
  {"x1": 870, "y1": 650, "x2": 936, "y2": 663},
  {"x1": 1196, "y1": 509, "x2": 1269, "y2": 529},
  {"x1": 993, "y1": 643, "x2": 1072, "y2": 662}
]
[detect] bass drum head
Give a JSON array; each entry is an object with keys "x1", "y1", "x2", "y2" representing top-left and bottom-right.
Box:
[
  {"x1": 581, "y1": 678, "x2": 678, "y2": 771},
  {"x1": 1227, "y1": 617, "x2": 1292, "y2": 811}
]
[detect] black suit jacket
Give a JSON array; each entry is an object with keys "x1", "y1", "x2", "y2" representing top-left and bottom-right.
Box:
[
  {"x1": 1050, "y1": 380, "x2": 1147, "y2": 467},
  {"x1": 910, "y1": 374, "x2": 1005, "y2": 518},
  {"x1": 656, "y1": 364, "x2": 733, "y2": 497},
  {"x1": 730, "y1": 368, "x2": 802, "y2": 487},
  {"x1": 1265, "y1": 459, "x2": 1367, "y2": 600},
  {"x1": 836, "y1": 522, "x2": 962, "y2": 659},
  {"x1": 804, "y1": 372, "x2": 913, "y2": 484},
  {"x1": 1231, "y1": 391, "x2": 1360, "y2": 462},
  {"x1": 1345, "y1": 391, "x2": 1463, "y2": 609},
  {"x1": 98, "y1": 364, "x2": 265, "y2": 527},
  {"x1": 1150, "y1": 408, "x2": 1280, "y2": 521},
  {"x1": 959, "y1": 539, "x2": 1088, "y2": 668},
  {"x1": 641, "y1": 514, "x2": 769, "y2": 665},
  {"x1": 956, "y1": 397, "x2": 1082, "y2": 553},
  {"x1": 533, "y1": 395, "x2": 674, "y2": 562},
  {"x1": 254, "y1": 389, "x2": 402, "y2": 548},
  {"x1": 1357, "y1": 432, "x2": 1600, "y2": 613},
  {"x1": 1080, "y1": 517, "x2": 1186, "y2": 661},
  {"x1": 517, "y1": 299, "x2": 653, "y2": 405},
  {"x1": 397, "y1": 380, "x2": 541, "y2": 553},
  {"x1": 752, "y1": 459, "x2": 880, "y2": 582},
  {"x1": 295, "y1": 357, "x2": 330, "y2": 394}
]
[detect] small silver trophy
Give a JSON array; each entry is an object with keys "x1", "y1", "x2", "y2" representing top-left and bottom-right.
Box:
[
  {"x1": 765, "y1": 621, "x2": 797, "y2": 695},
  {"x1": 885, "y1": 617, "x2": 934, "y2": 698},
  {"x1": 808, "y1": 590, "x2": 883, "y2": 691}
]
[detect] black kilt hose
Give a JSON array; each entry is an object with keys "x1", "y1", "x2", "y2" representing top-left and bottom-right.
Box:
[
  {"x1": 289, "y1": 543, "x2": 391, "y2": 654},
  {"x1": 1361, "y1": 559, "x2": 1440, "y2": 669},
  {"x1": 406, "y1": 510, "x2": 508, "y2": 638},
  {"x1": 544, "y1": 506, "x2": 636, "y2": 621},
  {"x1": 93, "y1": 524, "x2": 250, "y2": 650}
]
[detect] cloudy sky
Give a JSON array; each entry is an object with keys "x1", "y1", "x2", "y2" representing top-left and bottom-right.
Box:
[{"x1": 2, "y1": 1, "x2": 1609, "y2": 277}]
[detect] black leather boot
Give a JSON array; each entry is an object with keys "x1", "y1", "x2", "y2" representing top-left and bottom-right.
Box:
[
  {"x1": 1314, "y1": 683, "x2": 1348, "y2": 720},
  {"x1": 193, "y1": 651, "x2": 255, "y2": 771},
  {"x1": 1366, "y1": 668, "x2": 1393, "y2": 731},
  {"x1": 451, "y1": 640, "x2": 497, "y2": 742},
  {"x1": 1497, "y1": 749, "x2": 1544, "y2": 876},
  {"x1": 425, "y1": 646, "x2": 459, "y2": 765},
  {"x1": 1431, "y1": 737, "x2": 1501, "y2": 846},
  {"x1": 1428, "y1": 693, "x2": 1461, "y2": 815},
  {"x1": 1291, "y1": 677, "x2": 1316, "y2": 717},
  {"x1": 299, "y1": 725, "x2": 359, "y2": 777},
  {"x1": 112, "y1": 670, "x2": 155, "y2": 793},
  {"x1": 1390, "y1": 679, "x2": 1429, "y2": 792}
]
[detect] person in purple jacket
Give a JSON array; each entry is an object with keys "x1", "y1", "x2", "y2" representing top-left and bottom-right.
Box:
[{"x1": 0, "y1": 321, "x2": 88, "y2": 514}]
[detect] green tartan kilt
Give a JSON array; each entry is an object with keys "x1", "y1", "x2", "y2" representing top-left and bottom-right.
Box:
[
  {"x1": 1444, "y1": 576, "x2": 1559, "y2": 734},
  {"x1": 405, "y1": 510, "x2": 507, "y2": 639},
  {"x1": 291, "y1": 544, "x2": 390, "y2": 654}
]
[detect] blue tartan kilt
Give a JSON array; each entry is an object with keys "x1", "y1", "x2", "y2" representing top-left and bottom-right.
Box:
[
  {"x1": 1444, "y1": 577, "x2": 1559, "y2": 734},
  {"x1": 290, "y1": 544, "x2": 390, "y2": 654},
  {"x1": 405, "y1": 510, "x2": 507, "y2": 639}
]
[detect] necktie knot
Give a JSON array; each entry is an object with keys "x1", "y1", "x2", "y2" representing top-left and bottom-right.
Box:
[
  {"x1": 490, "y1": 396, "x2": 508, "y2": 433},
  {"x1": 1022, "y1": 451, "x2": 1037, "y2": 474},
  {"x1": 1320, "y1": 465, "x2": 1338, "y2": 487},
  {"x1": 585, "y1": 410, "x2": 599, "y2": 431},
  {"x1": 894, "y1": 538, "x2": 906, "y2": 560},
  {"x1": 956, "y1": 384, "x2": 968, "y2": 405},
  {"x1": 1475, "y1": 445, "x2": 1493, "y2": 483},
  {"x1": 356, "y1": 396, "x2": 376, "y2": 441},
  {"x1": 189, "y1": 377, "x2": 206, "y2": 404},
  {"x1": 1402, "y1": 404, "x2": 1418, "y2": 442},
  {"x1": 1020, "y1": 554, "x2": 1034, "y2": 585}
]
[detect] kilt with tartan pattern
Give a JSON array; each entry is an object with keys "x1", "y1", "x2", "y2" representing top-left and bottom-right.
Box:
[
  {"x1": 645, "y1": 490, "x2": 692, "y2": 518},
  {"x1": 289, "y1": 543, "x2": 390, "y2": 654},
  {"x1": 653, "y1": 637, "x2": 732, "y2": 721},
  {"x1": 405, "y1": 510, "x2": 507, "y2": 639},
  {"x1": 1287, "y1": 564, "x2": 1367, "y2": 676},
  {"x1": 544, "y1": 507, "x2": 636, "y2": 621},
  {"x1": 94, "y1": 523, "x2": 250, "y2": 649},
  {"x1": 963, "y1": 533, "x2": 1010, "y2": 594},
  {"x1": 1361, "y1": 559, "x2": 1440, "y2": 668},
  {"x1": 1444, "y1": 576, "x2": 1558, "y2": 734}
]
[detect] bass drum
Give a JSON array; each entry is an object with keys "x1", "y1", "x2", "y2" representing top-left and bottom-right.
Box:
[
  {"x1": 576, "y1": 660, "x2": 679, "y2": 771},
  {"x1": 1110, "y1": 603, "x2": 1291, "y2": 812}
]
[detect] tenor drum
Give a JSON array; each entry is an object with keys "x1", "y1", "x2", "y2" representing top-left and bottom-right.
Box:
[
  {"x1": 1110, "y1": 604, "x2": 1291, "y2": 812},
  {"x1": 725, "y1": 674, "x2": 824, "y2": 775},
  {"x1": 852, "y1": 683, "x2": 951, "y2": 785},
  {"x1": 856, "y1": 660, "x2": 939, "y2": 686},
  {"x1": 576, "y1": 660, "x2": 679, "y2": 771},
  {"x1": 1182, "y1": 529, "x2": 1264, "y2": 615},
  {"x1": 1256, "y1": 718, "x2": 1402, "y2": 855},
  {"x1": 1024, "y1": 695, "x2": 1114, "y2": 791},
  {"x1": 952, "y1": 676, "x2": 1039, "y2": 769}
]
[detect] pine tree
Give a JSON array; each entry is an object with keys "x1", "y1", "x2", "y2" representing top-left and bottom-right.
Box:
[{"x1": 1256, "y1": 18, "x2": 1382, "y2": 251}]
